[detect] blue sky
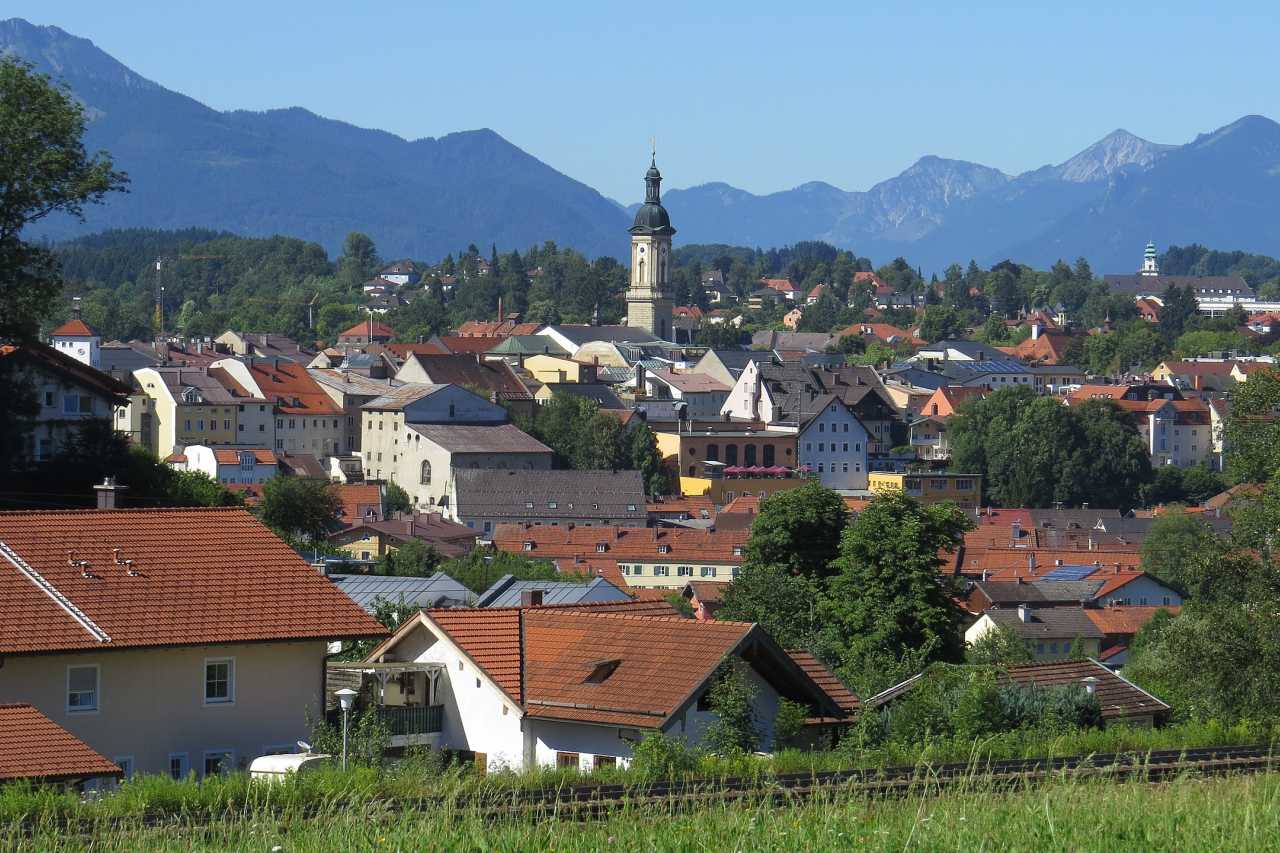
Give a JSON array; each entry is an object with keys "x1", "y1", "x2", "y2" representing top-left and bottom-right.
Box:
[{"x1": 12, "y1": 1, "x2": 1278, "y2": 202}]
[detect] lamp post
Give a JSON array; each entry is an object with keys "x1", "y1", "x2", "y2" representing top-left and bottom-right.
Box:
[{"x1": 335, "y1": 688, "x2": 357, "y2": 770}]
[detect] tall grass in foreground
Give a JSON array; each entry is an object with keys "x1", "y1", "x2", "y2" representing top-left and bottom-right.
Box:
[
  {"x1": 10, "y1": 772, "x2": 1280, "y2": 852},
  {"x1": 0, "y1": 718, "x2": 1269, "y2": 829}
]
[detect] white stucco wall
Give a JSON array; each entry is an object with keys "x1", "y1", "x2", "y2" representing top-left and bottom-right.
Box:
[
  {"x1": 0, "y1": 641, "x2": 326, "y2": 778},
  {"x1": 531, "y1": 719, "x2": 636, "y2": 769},
  {"x1": 397, "y1": 623, "x2": 526, "y2": 771},
  {"x1": 798, "y1": 402, "x2": 869, "y2": 490}
]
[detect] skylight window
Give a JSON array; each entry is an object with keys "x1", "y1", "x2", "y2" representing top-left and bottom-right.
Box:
[{"x1": 583, "y1": 659, "x2": 622, "y2": 684}]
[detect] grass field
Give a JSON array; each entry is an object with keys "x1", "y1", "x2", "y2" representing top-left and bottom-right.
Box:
[{"x1": 7, "y1": 771, "x2": 1280, "y2": 851}]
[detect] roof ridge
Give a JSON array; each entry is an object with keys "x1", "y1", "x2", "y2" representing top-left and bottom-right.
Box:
[{"x1": 0, "y1": 506, "x2": 248, "y2": 516}]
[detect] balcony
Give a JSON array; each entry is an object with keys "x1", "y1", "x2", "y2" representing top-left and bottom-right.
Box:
[{"x1": 375, "y1": 704, "x2": 443, "y2": 736}]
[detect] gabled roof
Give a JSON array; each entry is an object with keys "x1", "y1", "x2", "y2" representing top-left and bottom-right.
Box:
[
  {"x1": 339, "y1": 320, "x2": 396, "y2": 339},
  {"x1": 245, "y1": 360, "x2": 342, "y2": 414},
  {"x1": 1, "y1": 343, "x2": 130, "y2": 402},
  {"x1": 543, "y1": 325, "x2": 660, "y2": 347},
  {"x1": 453, "y1": 469, "x2": 648, "y2": 523},
  {"x1": 982, "y1": 606, "x2": 1105, "y2": 640},
  {"x1": 476, "y1": 575, "x2": 633, "y2": 607},
  {"x1": 785, "y1": 650, "x2": 860, "y2": 713},
  {"x1": 407, "y1": 423, "x2": 552, "y2": 455},
  {"x1": 0, "y1": 704, "x2": 121, "y2": 782},
  {"x1": 328, "y1": 572, "x2": 474, "y2": 612},
  {"x1": 334, "y1": 484, "x2": 383, "y2": 526},
  {"x1": 363, "y1": 383, "x2": 448, "y2": 410},
  {"x1": 0, "y1": 508, "x2": 386, "y2": 655},
  {"x1": 646, "y1": 368, "x2": 730, "y2": 394},
  {"x1": 211, "y1": 448, "x2": 277, "y2": 465},
  {"x1": 541, "y1": 382, "x2": 625, "y2": 409},
  {"x1": 1084, "y1": 605, "x2": 1180, "y2": 635},
  {"x1": 50, "y1": 318, "x2": 99, "y2": 338},
  {"x1": 1003, "y1": 659, "x2": 1170, "y2": 720},
  {"x1": 494, "y1": 523, "x2": 749, "y2": 564},
  {"x1": 403, "y1": 354, "x2": 533, "y2": 400}
]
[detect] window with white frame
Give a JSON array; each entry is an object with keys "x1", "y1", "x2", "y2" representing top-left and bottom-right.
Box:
[
  {"x1": 169, "y1": 753, "x2": 190, "y2": 780},
  {"x1": 700, "y1": 567, "x2": 717, "y2": 577},
  {"x1": 203, "y1": 750, "x2": 234, "y2": 777},
  {"x1": 113, "y1": 756, "x2": 134, "y2": 780},
  {"x1": 67, "y1": 665, "x2": 99, "y2": 713},
  {"x1": 204, "y1": 658, "x2": 234, "y2": 705},
  {"x1": 654, "y1": 566, "x2": 670, "y2": 576},
  {"x1": 677, "y1": 566, "x2": 693, "y2": 576}
]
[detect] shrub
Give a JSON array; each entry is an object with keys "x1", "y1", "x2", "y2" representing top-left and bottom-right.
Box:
[
  {"x1": 307, "y1": 708, "x2": 391, "y2": 767},
  {"x1": 704, "y1": 660, "x2": 761, "y2": 754},
  {"x1": 772, "y1": 699, "x2": 808, "y2": 751},
  {"x1": 630, "y1": 733, "x2": 701, "y2": 778}
]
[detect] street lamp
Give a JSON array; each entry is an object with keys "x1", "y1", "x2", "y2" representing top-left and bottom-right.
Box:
[{"x1": 335, "y1": 688, "x2": 357, "y2": 770}]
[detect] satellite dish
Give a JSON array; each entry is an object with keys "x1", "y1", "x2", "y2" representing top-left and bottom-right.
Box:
[{"x1": 297, "y1": 740, "x2": 312, "y2": 753}]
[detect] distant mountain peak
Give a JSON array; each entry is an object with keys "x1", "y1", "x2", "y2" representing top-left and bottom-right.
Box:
[
  {"x1": 1053, "y1": 128, "x2": 1171, "y2": 183},
  {"x1": 1189, "y1": 114, "x2": 1280, "y2": 150}
]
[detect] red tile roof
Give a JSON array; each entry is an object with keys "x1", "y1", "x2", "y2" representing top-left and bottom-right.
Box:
[
  {"x1": 246, "y1": 361, "x2": 341, "y2": 415},
  {"x1": 424, "y1": 607, "x2": 523, "y2": 701},
  {"x1": 1085, "y1": 605, "x2": 1180, "y2": 636},
  {"x1": 0, "y1": 704, "x2": 121, "y2": 782},
  {"x1": 493, "y1": 524, "x2": 749, "y2": 565},
  {"x1": 339, "y1": 320, "x2": 396, "y2": 339},
  {"x1": 212, "y1": 448, "x2": 277, "y2": 465},
  {"x1": 335, "y1": 484, "x2": 383, "y2": 526},
  {"x1": 1003, "y1": 660, "x2": 1170, "y2": 721},
  {"x1": 50, "y1": 318, "x2": 98, "y2": 337},
  {"x1": 0, "y1": 508, "x2": 387, "y2": 655},
  {"x1": 761, "y1": 278, "x2": 799, "y2": 293},
  {"x1": 386, "y1": 341, "x2": 451, "y2": 358},
  {"x1": 786, "y1": 650, "x2": 860, "y2": 712},
  {"x1": 1008, "y1": 331, "x2": 1074, "y2": 365}
]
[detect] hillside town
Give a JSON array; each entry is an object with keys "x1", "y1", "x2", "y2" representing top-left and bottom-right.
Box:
[
  {"x1": 5, "y1": 20, "x2": 1280, "y2": 848},
  {"x1": 4, "y1": 146, "x2": 1276, "y2": 789}
]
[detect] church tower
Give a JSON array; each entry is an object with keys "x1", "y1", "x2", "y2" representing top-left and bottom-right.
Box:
[
  {"x1": 626, "y1": 154, "x2": 675, "y2": 340},
  {"x1": 1140, "y1": 241, "x2": 1160, "y2": 276}
]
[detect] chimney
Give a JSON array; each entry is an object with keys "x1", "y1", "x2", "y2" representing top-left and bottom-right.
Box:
[
  {"x1": 1017, "y1": 603, "x2": 1032, "y2": 623},
  {"x1": 1031, "y1": 322, "x2": 1042, "y2": 341},
  {"x1": 1011, "y1": 521, "x2": 1022, "y2": 542},
  {"x1": 94, "y1": 476, "x2": 126, "y2": 510},
  {"x1": 521, "y1": 589, "x2": 544, "y2": 607}
]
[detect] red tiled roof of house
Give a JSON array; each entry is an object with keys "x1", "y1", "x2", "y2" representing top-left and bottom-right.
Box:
[
  {"x1": 456, "y1": 320, "x2": 542, "y2": 338},
  {"x1": 437, "y1": 336, "x2": 504, "y2": 355},
  {"x1": 386, "y1": 342, "x2": 452, "y2": 358},
  {"x1": 761, "y1": 278, "x2": 799, "y2": 294},
  {"x1": 852, "y1": 272, "x2": 885, "y2": 287},
  {"x1": 1003, "y1": 659, "x2": 1169, "y2": 721},
  {"x1": 646, "y1": 495, "x2": 716, "y2": 519},
  {"x1": 786, "y1": 650, "x2": 859, "y2": 712},
  {"x1": 646, "y1": 368, "x2": 729, "y2": 394},
  {"x1": 50, "y1": 318, "x2": 98, "y2": 337},
  {"x1": 164, "y1": 453, "x2": 187, "y2": 463},
  {"x1": 1067, "y1": 385, "x2": 1130, "y2": 402},
  {"x1": 339, "y1": 320, "x2": 396, "y2": 339},
  {"x1": 212, "y1": 448, "x2": 277, "y2": 465},
  {"x1": 334, "y1": 484, "x2": 383, "y2": 526},
  {"x1": 424, "y1": 607, "x2": 524, "y2": 701},
  {"x1": 807, "y1": 284, "x2": 827, "y2": 300},
  {"x1": 1009, "y1": 331, "x2": 1074, "y2": 365},
  {"x1": 1091, "y1": 570, "x2": 1156, "y2": 599},
  {"x1": 245, "y1": 361, "x2": 341, "y2": 415},
  {"x1": 1085, "y1": 605, "x2": 1180, "y2": 635},
  {"x1": 0, "y1": 508, "x2": 386, "y2": 655},
  {"x1": 0, "y1": 704, "x2": 121, "y2": 782},
  {"x1": 673, "y1": 305, "x2": 704, "y2": 319},
  {"x1": 493, "y1": 523, "x2": 749, "y2": 564}
]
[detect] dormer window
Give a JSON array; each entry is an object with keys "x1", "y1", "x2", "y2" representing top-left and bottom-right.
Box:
[
  {"x1": 732, "y1": 545, "x2": 745, "y2": 556},
  {"x1": 522, "y1": 541, "x2": 534, "y2": 551},
  {"x1": 525, "y1": 501, "x2": 534, "y2": 509},
  {"x1": 548, "y1": 501, "x2": 558, "y2": 509},
  {"x1": 658, "y1": 544, "x2": 670, "y2": 554},
  {"x1": 595, "y1": 543, "x2": 607, "y2": 553},
  {"x1": 583, "y1": 659, "x2": 621, "y2": 684}
]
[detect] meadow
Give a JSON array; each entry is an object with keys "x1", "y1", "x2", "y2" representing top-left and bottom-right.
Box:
[{"x1": 7, "y1": 771, "x2": 1280, "y2": 851}]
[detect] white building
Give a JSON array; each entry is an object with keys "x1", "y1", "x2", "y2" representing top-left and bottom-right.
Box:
[
  {"x1": 360, "y1": 384, "x2": 552, "y2": 508},
  {"x1": 795, "y1": 396, "x2": 871, "y2": 490},
  {"x1": 181, "y1": 446, "x2": 279, "y2": 486},
  {"x1": 361, "y1": 605, "x2": 849, "y2": 772},
  {"x1": 48, "y1": 318, "x2": 101, "y2": 368}
]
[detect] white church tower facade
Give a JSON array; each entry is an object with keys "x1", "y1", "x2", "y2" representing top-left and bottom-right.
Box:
[
  {"x1": 1140, "y1": 241, "x2": 1160, "y2": 276},
  {"x1": 625, "y1": 155, "x2": 675, "y2": 341}
]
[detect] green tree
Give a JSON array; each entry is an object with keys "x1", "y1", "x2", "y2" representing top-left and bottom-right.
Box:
[
  {"x1": 821, "y1": 491, "x2": 971, "y2": 697},
  {"x1": 379, "y1": 539, "x2": 442, "y2": 577},
  {"x1": 703, "y1": 660, "x2": 761, "y2": 754},
  {"x1": 259, "y1": 477, "x2": 341, "y2": 542},
  {"x1": 383, "y1": 481, "x2": 412, "y2": 515},
  {"x1": 1223, "y1": 367, "x2": 1280, "y2": 484},
  {"x1": 918, "y1": 305, "x2": 963, "y2": 342},
  {"x1": 439, "y1": 548, "x2": 561, "y2": 594},
  {"x1": 966, "y1": 625, "x2": 1033, "y2": 665},
  {"x1": 337, "y1": 232, "x2": 379, "y2": 288},
  {"x1": 1158, "y1": 284, "x2": 1199, "y2": 341},
  {"x1": 624, "y1": 421, "x2": 669, "y2": 496},
  {"x1": 0, "y1": 58, "x2": 126, "y2": 470},
  {"x1": 739, "y1": 481, "x2": 849, "y2": 581}
]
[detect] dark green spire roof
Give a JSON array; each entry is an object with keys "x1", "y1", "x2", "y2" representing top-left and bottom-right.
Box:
[{"x1": 630, "y1": 156, "x2": 676, "y2": 236}]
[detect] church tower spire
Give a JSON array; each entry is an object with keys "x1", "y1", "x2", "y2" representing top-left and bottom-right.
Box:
[{"x1": 626, "y1": 151, "x2": 675, "y2": 341}]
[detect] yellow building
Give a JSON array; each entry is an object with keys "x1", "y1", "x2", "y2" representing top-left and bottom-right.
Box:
[
  {"x1": 679, "y1": 472, "x2": 809, "y2": 506},
  {"x1": 868, "y1": 471, "x2": 982, "y2": 508},
  {"x1": 524, "y1": 354, "x2": 593, "y2": 385},
  {"x1": 131, "y1": 367, "x2": 241, "y2": 458},
  {"x1": 655, "y1": 426, "x2": 798, "y2": 480}
]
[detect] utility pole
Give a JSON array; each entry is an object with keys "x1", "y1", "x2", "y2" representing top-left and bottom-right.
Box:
[{"x1": 153, "y1": 258, "x2": 165, "y2": 337}]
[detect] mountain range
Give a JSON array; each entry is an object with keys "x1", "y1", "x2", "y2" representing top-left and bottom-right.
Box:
[{"x1": 7, "y1": 18, "x2": 1280, "y2": 272}]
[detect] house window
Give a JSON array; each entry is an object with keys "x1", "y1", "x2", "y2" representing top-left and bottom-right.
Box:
[
  {"x1": 705, "y1": 444, "x2": 719, "y2": 462},
  {"x1": 593, "y1": 755, "x2": 616, "y2": 770},
  {"x1": 658, "y1": 544, "x2": 670, "y2": 554},
  {"x1": 556, "y1": 752, "x2": 580, "y2": 769},
  {"x1": 62, "y1": 395, "x2": 92, "y2": 414},
  {"x1": 955, "y1": 479, "x2": 974, "y2": 491},
  {"x1": 732, "y1": 545, "x2": 744, "y2": 557},
  {"x1": 523, "y1": 541, "x2": 533, "y2": 551},
  {"x1": 169, "y1": 753, "x2": 190, "y2": 780},
  {"x1": 626, "y1": 504, "x2": 637, "y2": 512},
  {"x1": 843, "y1": 443, "x2": 849, "y2": 452},
  {"x1": 763, "y1": 445, "x2": 775, "y2": 466},
  {"x1": 548, "y1": 501, "x2": 558, "y2": 509},
  {"x1": 203, "y1": 750, "x2": 234, "y2": 777},
  {"x1": 184, "y1": 419, "x2": 192, "y2": 432},
  {"x1": 204, "y1": 658, "x2": 235, "y2": 705},
  {"x1": 819, "y1": 423, "x2": 825, "y2": 433},
  {"x1": 114, "y1": 757, "x2": 134, "y2": 780},
  {"x1": 596, "y1": 543, "x2": 607, "y2": 553},
  {"x1": 67, "y1": 665, "x2": 99, "y2": 713},
  {"x1": 44, "y1": 390, "x2": 53, "y2": 407},
  {"x1": 701, "y1": 567, "x2": 717, "y2": 577},
  {"x1": 197, "y1": 420, "x2": 204, "y2": 432},
  {"x1": 677, "y1": 566, "x2": 693, "y2": 577},
  {"x1": 421, "y1": 461, "x2": 432, "y2": 485},
  {"x1": 655, "y1": 565, "x2": 670, "y2": 576}
]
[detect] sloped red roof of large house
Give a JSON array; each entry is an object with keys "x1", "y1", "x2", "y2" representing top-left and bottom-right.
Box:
[
  {"x1": 786, "y1": 650, "x2": 860, "y2": 713},
  {"x1": 245, "y1": 360, "x2": 341, "y2": 415},
  {"x1": 1085, "y1": 605, "x2": 1180, "y2": 635},
  {"x1": 0, "y1": 508, "x2": 386, "y2": 655},
  {"x1": 1006, "y1": 331, "x2": 1074, "y2": 365},
  {"x1": 761, "y1": 278, "x2": 799, "y2": 294},
  {"x1": 334, "y1": 483, "x2": 383, "y2": 526},
  {"x1": 493, "y1": 523, "x2": 749, "y2": 564},
  {"x1": 339, "y1": 320, "x2": 396, "y2": 338},
  {"x1": 211, "y1": 448, "x2": 277, "y2": 465},
  {"x1": 50, "y1": 318, "x2": 99, "y2": 337},
  {"x1": 0, "y1": 704, "x2": 121, "y2": 782}
]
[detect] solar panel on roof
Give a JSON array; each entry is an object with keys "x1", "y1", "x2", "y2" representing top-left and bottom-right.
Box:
[{"x1": 1042, "y1": 566, "x2": 1096, "y2": 581}]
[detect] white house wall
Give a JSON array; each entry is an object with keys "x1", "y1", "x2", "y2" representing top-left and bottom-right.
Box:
[
  {"x1": 797, "y1": 402, "x2": 869, "y2": 490},
  {"x1": 531, "y1": 719, "x2": 637, "y2": 769}
]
